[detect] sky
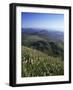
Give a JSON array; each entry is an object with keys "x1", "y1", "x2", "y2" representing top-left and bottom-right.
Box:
[{"x1": 21, "y1": 12, "x2": 64, "y2": 32}]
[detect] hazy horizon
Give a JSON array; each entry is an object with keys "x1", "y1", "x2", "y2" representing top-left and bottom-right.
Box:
[
  {"x1": 22, "y1": 28, "x2": 64, "y2": 33},
  {"x1": 21, "y1": 12, "x2": 64, "y2": 32}
]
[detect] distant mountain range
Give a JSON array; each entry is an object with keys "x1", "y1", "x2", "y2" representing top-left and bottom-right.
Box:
[
  {"x1": 22, "y1": 28, "x2": 64, "y2": 42},
  {"x1": 22, "y1": 28, "x2": 64, "y2": 57}
]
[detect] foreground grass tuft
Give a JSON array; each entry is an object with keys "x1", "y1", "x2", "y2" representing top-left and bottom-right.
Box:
[{"x1": 21, "y1": 46, "x2": 64, "y2": 77}]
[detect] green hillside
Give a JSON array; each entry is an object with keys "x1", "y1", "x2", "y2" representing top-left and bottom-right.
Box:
[
  {"x1": 22, "y1": 33, "x2": 64, "y2": 57},
  {"x1": 22, "y1": 46, "x2": 64, "y2": 77}
]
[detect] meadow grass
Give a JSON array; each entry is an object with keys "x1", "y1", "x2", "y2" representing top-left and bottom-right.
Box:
[{"x1": 21, "y1": 46, "x2": 64, "y2": 77}]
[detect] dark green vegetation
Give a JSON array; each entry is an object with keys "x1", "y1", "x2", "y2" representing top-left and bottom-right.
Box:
[{"x1": 21, "y1": 28, "x2": 64, "y2": 77}]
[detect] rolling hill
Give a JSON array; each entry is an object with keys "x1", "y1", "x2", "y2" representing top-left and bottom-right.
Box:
[
  {"x1": 22, "y1": 28, "x2": 64, "y2": 57},
  {"x1": 21, "y1": 28, "x2": 64, "y2": 77}
]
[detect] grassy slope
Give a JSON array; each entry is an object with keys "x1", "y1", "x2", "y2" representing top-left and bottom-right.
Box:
[{"x1": 22, "y1": 46, "x2": 64, "y2": 77}]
